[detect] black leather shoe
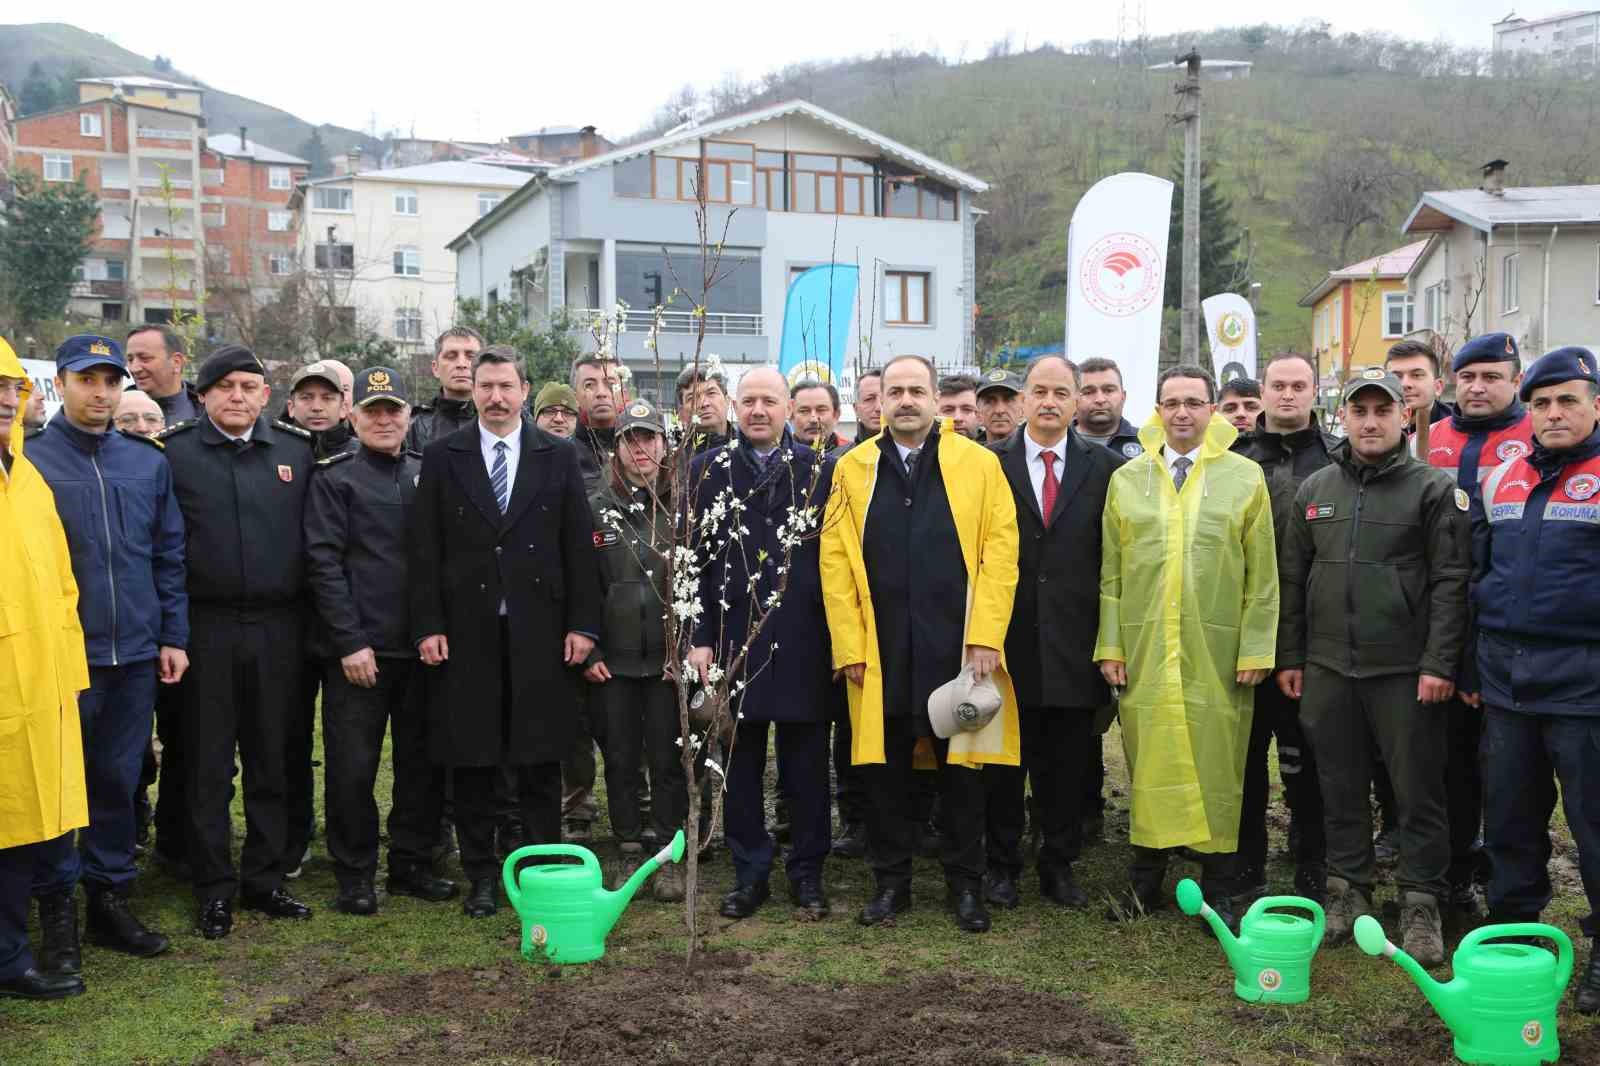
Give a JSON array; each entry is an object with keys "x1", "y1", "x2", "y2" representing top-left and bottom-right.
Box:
[
  {"x1": 335, "y1": 881, "x2": 379, "y2": 916},
  {"x1": 1039, "y1": 869, "x2": 1089, "y2": 909},
  {"x1": 983, "y1": 872, "x2": 1021, "y2": 909},
  {"x1": 86, "y1": 889, "x2": 170, "y2": 957},
  {"x1": 832, "y1": 823, "x2": 866, "y2": 859},
  {"x1": 1105, "y1": 881, "x2": 1165, "y2": 922},
  {"x1": 463, "y1": 877, "x2": 498, "y2": 918},
  {"x1": 1448, "y1": 880, "x2": 1488, "y2": 921},
  {"x1": 789, "y1": 877, "x2": 830, "y2": 919},
  {"x1": 387, "y1": 867, "x2": 458, "y2": 903},
  {"x1": 719, "y1": 881, "x2": 770, "y2": 920},
  {"x1": 198, "y1": 898, "x2": 233, "y2": 940},
  {"x1": 241, "y1": 887, "x2": 313, "y2": 920},
  {"x1": 858, "y1": 885, "x2": 911, "y2": 926},
  {"x1": 949, "y1": 888, "x2": 992, "y2": 933},
  {"x1": 35, "y1": 891, "x2": 81, "y2": 976},
  {"x1": 0, "y1": 967, "x2": 85, "y2": 1000},
  {"x1": 1576, "y1": 941, "x2": 1600, "y2": 1015}
]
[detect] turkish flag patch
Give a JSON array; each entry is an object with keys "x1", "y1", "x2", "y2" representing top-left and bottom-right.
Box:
[
  {"x1": 278, "y1": 465, "x2": 294, "y2": 483},
  {"x1": 1306, "y1": 504, "x2": 1334, "y2": 520}
]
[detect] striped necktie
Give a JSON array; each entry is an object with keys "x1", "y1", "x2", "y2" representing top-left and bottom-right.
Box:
[{"x1": 490, "y1": 440, "x2": 509, "y2": 513}]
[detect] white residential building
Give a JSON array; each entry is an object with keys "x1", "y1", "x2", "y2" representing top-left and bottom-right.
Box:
[
  {"x1": 288, "y1": 160, "x2": 528, "y2": 354},
  {"x1": 1493, "y1": 10, "x2": 1600, "y2": 65},
  {"x1": 448, "y1": 100, "x2": 988, "y2": 404}
]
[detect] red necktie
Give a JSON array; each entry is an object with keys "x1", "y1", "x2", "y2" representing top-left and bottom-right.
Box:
[{"x1": 1041, "y1": 451, "x2": 1059, "y2": 527}]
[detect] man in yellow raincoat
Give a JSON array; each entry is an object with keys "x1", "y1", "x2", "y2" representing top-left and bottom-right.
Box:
[
  {"x1": 1094, "y1": 365, "x2": 1278, "y2": 931},
  {"x1": 822, "y1": 354, "x2": 1019, "y2": 934},
  {"x1": 0, "y1": 336, "x2": 90, "y2": 1000}
]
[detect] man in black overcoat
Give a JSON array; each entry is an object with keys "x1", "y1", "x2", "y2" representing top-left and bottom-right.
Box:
[
  {"x1": 984, "y1": 356, "x2": 1123, "y2": 910},
  {"x1": 410, "y1": 345, "x2": 603, "y2": 918}
]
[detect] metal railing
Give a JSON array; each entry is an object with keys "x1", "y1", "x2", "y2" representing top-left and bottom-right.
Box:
[
  {"x1": 138, "y1": 176, "x2": 194, "y2": 190},
  {"x1": 565, "y1": 307, "x2": 765, "y2": 336},
  {"x1": 137, "y1": 127, "x2": 191, "y2": 141}
]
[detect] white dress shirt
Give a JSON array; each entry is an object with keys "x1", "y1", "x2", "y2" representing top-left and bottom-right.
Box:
[
  {"x1": 1162, "y1": 444, "x2": 1201, "y2": 474},
  {"x1": 479, "y1": 421, "x2": 522, "y2": 502},
  {"x1": 219, "y1": 423, "x2": 255, "y2": 444},
  {"x1": 891, "y1": 437, "x2": 927, "y2": 470},
  {"x1": 1023, "y1": 432, "x2": 1069, "y2": 515}
]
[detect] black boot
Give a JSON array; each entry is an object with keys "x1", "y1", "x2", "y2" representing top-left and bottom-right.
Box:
[
  {"x1": 86, "y1": 887, "x2": 170, "y2": 957},
  {"x1": 35, "y1": 891, "x2": 81, "y2": 976},
  {"x1": 0, "y1": 967, "x2": 85, "y2": 1000},
  {"x1": 1577, "y1": 940, "x2": 1600, "y2": 1015}
]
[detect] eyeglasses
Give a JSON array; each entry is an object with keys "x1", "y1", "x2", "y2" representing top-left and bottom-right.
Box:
[
  {"x1": 540, "y1": 407, "x2": 576, "y2": 419},
  {"x1": 1159, "y1": 398, "x2": 1211, "y2": 412}
]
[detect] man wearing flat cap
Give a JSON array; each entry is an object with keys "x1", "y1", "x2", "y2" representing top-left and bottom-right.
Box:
[
  {"x1": 304, "y1": 367, "x2": 454, "y2": 916},
  {"x1": 1474, "y1": 346, "x2": 1600, "y2": 1012},
  {"x1": 1277, "y1": 368, "x2": 1470, "y2": 968},
  {"x1": 160, "y1": 344, "x2": 317, "y2": 938},
  {"x1": 26, "y1": 336, "x2": 188, "y2": 966},
  {"x1": 1425, "y1": 331, "x2": 1533, "y2": 918}
]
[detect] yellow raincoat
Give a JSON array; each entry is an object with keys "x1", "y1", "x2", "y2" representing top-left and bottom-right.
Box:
[
  {"x1": 0, "y1": 337, "x2": 89, "y2": 850},
  {"x1": 1092, "y1": 413, "x2": 1277, "y2": 852},
  {"x1": 821, "y1": 423, "x2": 1020, "y2": 768}
]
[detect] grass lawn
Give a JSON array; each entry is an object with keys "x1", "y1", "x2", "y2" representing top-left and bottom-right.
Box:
[{"x1": 3, "y1": 724, "x2": 1596, "y2": 1065}]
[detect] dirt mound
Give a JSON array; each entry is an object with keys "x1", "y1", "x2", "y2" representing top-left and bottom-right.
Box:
[{"x1": 202, "y1": 950, "x2": 1139, "y2": 1065}]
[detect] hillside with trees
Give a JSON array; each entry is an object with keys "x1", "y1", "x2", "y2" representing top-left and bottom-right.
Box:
[{"x1": 638, "y1": 22, "x2": 1600, "y2": 357}]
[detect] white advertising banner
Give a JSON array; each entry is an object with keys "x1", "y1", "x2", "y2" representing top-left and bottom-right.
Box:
[
  {"x1": 20, "y1": 358, "x2": 64, "y2": 422},
  {"x1": 1064, "y1": 172, "x2": 1174, "y2": 425},
  {"x1": 1202, "y1": 292, "x2": 1257, "y2": 385}
]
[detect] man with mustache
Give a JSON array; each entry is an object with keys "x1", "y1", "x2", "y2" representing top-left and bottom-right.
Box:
[
  {"x1": 852, "y1": 368, "x2": 882, "y2": 445},
  {"x1": 410, "y1": 345, "x2": 603, "y2": 919},
  {"x1": 572, "y1": 355, "x2": 625, "y2": 494},
  {"x1": 25, "y1": 336, "x2": 188, "y2": 966}
]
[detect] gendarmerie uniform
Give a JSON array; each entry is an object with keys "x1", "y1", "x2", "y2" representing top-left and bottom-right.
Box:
[{"x1": 160, "y1": 346, "x2": 315, "y2": 921}]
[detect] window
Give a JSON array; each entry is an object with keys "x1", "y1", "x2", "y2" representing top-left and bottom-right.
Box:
[
  {"x1": 395, "y1": 307, "x2": 423, "y2": 341},
  {"x1": 100, "y1": 159, "x2": 129, "y2": 190},
  {"x1": 393, "y1": 188, "x2": 419, "y2": 215},
  {"x1": 393, "y1": 247, "x2": 421, "y2": 276},
  {"x1": 884, "y1": 270, "x2": 930, "y2": 325},
  {"x1": 106, "y1": 259, "x2": 125, "y2": 282},
  {"x1": 615, "y1": 248, "x2": 760, "y2": 316},
  {"x1": 213, "y1": 249, "x2": 231, "y2": 274},
  {"x1": 1502, "y1": 252, "x2": 1521, "y2": 314},
  {"x1": 477, "y1": 192, "x2": 503, "y2": 217},
  {"x1": 1382, "y1": 291, "x2": 1415, "y2": 338},
  {"x1": 75, "y1": 259, "x2": 107, "y2": 281},
  {"x1": 268, "y1": 253, "x2": 294, "y2": 276},
  {"x1": 613, "y1": 155, "x2": 651, "y2": 197},
  {"x1": 80, "y1": 112, "x2": 102, "y2": 137},
  {"x1": 1424, "y1": 282, "x2": 1444, "y2": 330},
  {"x1": 44, "y1": 154, "x2": 73, "y2": 182},
  {"x1": 269, "y1": 167, "x2": 291, "y2": 191},
  {"x1": 267, "y1": 210, "x2": 291, "y2": 232},
  {"x1": 1330, "y1": 294, "x2": 1343, "y2": 345},
  {"x1": 312, "y1": 186, "x2": 352, "y2": 212},
  {"x1": 314, "y1": 242, "x2": 354, "y2": 271}
]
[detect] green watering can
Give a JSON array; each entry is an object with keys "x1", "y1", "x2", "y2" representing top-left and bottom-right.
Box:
[
  {"x1": 1177, "y1": 878, "x2": 1325, "y2": 1004},
  {"x1": 1355, "y1": 916, "x2": 1572, "y2": 1065},
  {"x1": 502, "y1": 829, "x2": 685, "y2": 964}
]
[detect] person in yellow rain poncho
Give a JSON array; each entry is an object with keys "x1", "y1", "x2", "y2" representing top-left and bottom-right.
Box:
[
  {"x1": 822, "y1": 355, "x2": 1019, "y2": 935},
  {"x1": 0, "y1": 336, "x2": 91, "y2": 1000},
  {"x1": 1093, "y1": 365, "x2": 1278, "y2": 932}
]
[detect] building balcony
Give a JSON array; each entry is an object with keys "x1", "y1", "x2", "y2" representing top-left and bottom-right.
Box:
[
  {"x1": 71, "y1": 279, "x2": 127, "y2": 299},
  {"x1": 565, "y1": 307, "x2": 766, "y2": 336},
  {"x1": 137, "y1": 126, "x2": 194, "y2": 144},
  {"x1": 139, "y1": 237, "x2": 198, "y2": 256}
]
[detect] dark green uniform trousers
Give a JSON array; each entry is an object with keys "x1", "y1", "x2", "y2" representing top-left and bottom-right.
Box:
[{"x1": 1298, "y1": 665, "x2": 1450, "y2": 899}]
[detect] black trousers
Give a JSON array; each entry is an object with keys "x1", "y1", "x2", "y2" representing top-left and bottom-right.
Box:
[
  {"x1": 153, "y1": 680, "x2": 187, "y2": 859},
  {"x1": 183, "y1": 605, "x2": 304, "y2": 902},
  {"x1": 1299, "y1": 666, "x2": 1450, "y2": 899},
  {"x1": 829, "y1": 684, "x2": 864, "y2": 828},
  {"x1": 455, "y1": 765, "x2": 561, "y2": 881},
  {"x1": 321, "y1": 659, "x2": 441, "y2": 886},
  {"x1": 985, "y1": 705, "x2": 1092, "y2": 880},
  {"x1": 862, "y1": 714, "x2": 985, "y2": 893},
  {"x1": 1083, "y1": 738, "x2": 1106, "y2": 818},
  {"x1": 1238, "y1": 681, "x2": 1326, "y2": 882},
  {"x1": 596, "y1": 676, "x2": 685, "y2": 844},
  {"x1": 727, "y1": 719, "x2": 831, "y2": 887},
  {"x1": 285, "y1": 661, "x2": 319, "y2": 865},
  {"x1": 1131, "y1": 845, "x2": 1236, "y2": 899},
  {"x1": 1445, "y1": 698, "x2": 1485, "y2": 888},
  {"x1": 1, "y1": 834, "x2": 73, "y2": 980}
]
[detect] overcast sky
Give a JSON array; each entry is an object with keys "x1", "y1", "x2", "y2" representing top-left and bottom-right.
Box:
[{"x1": 8, "y1": 1, "x2": 1527, "y2": 142}]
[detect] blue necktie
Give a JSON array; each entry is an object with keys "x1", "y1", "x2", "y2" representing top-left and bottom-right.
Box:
[{"x1": 490, "y1": 441, "x2": 509, "y2": 513}]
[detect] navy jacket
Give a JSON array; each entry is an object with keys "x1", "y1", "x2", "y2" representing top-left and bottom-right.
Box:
[
  {"x1": 1473, "y1": 427, "x2": 1600, "y2": 715},
  {"x1": 690, "y1": 431, "x2": 833, "y2": 723},
  {"x1": 26, "y1": 415, "x2": 188, "y2": 666}
]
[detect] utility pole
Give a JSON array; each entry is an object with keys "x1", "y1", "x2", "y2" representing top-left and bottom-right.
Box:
[{"x1": 1176, "y1": 49, "x2": 1202, "y2": 366}]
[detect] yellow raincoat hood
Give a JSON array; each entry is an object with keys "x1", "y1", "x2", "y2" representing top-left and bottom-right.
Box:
[
  {"x1": 1092, "y1": 411, "x2": 1278, "y2": 852},
  {"x1": 0, "y1": 335, "x2": 90, "y2": 849},
  {"x1": 821, "y1": 422, "x2": 1021, "y2": 768}
]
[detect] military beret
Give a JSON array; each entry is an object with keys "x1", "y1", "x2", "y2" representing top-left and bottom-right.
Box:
[
  {"x1": 196, "y1": 344, "x2": 264, "y2": 393},
  {"x1": 1519, "y1": 346, "x2": 1600, "y2": 401},
  {"x1": 1452, "y1": 332, "x2": 1520, "y2": 373},
  {"x1": 534, "y1": 382, "x2": 579, "y2": 415},
  {"x1": 56, "y1": 334, "x2": 127, "y2": 377}
]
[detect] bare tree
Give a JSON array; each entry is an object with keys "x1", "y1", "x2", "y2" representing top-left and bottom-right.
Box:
[{"x1": 1294, "y1": 145, "x2": 1415, "y2": 265}]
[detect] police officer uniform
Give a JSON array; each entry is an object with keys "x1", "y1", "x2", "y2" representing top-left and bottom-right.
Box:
[
  {"x1": 304, "y1": 368, "x2": 454, "y2": 914},
  {"x1": 26, "y1": 336, "x2": 186, "y2": 962},
  {"x1": 160, "y1": 345, "x2": 316, "y2": 937},
  {"x1": 1474, "y1": 346, "x2": 1600, "y2": 1011}
]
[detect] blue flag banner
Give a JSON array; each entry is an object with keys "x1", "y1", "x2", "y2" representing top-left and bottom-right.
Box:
[{"x1": 778, "y1": 264, "x2": 859, "y2": 386}]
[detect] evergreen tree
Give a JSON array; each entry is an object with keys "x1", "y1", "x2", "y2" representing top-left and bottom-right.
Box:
[
  {"x1": 0, "y1": 170, "x2": 102, "y2": 326},
  {"x1": 297, "y1": 130, "x2": 331, "y2": 178},
  {"x1": 1163, "y1": 160, "x2": 1246, "y2": 310},
  {"x1": 18, "y1": 62, "x2": 58, "y2": 115}
]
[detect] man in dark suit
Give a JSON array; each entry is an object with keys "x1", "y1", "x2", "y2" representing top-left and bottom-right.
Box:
[
  {"x1": 984, "y1": 356, "x2": 1122, "y2": 910},
  {"x1": 410, "y1": 345, "x2": 603, "y2": 919}
]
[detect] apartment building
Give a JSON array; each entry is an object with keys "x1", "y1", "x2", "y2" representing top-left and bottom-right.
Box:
[
  {"x1": 505, "y1": 125, "x2": 611, "y2": 165},
  {"x1": 1493, "y1": 10, "x2": 1600, "y2": 65},
  {"x1": 201, "y1": 130, "x2": 311, "y2": 337}
]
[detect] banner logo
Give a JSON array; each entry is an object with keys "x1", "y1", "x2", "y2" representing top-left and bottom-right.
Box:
[
  {"x1": 1216, "y1": 311, "x2": 1248, "y2": 349},
  {"x1": 786, "y1": 360, "x2": 831, "y2": 386},
  {"x1": 1079, "y1": 234, "x2": 1163, "y2": 317}
]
